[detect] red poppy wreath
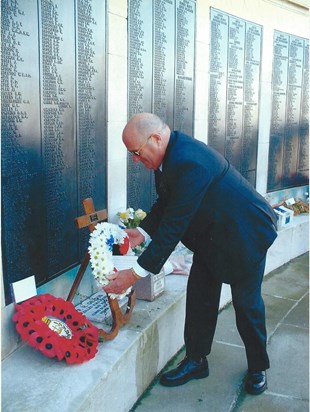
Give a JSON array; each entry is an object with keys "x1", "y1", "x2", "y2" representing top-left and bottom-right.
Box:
[{"x1": 13, "y1": 293, "x2": 99, "y2": 364}]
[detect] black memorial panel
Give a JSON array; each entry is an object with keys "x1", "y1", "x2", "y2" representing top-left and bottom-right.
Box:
[
  {"x1": 226, "y1": 16, "x2": 245, "y2": 171},
  {"x1": 153, "y1": 0, "x2": 175, "y2": 129},
  {"x1": 40, "y1": 0, "x2": 77, "y2": 276},
  {"x1": 127, "y1": 0, "x2": 153, "y2": 212},
  {"x1": 76, "y1": 0, "x2": 106, "y2": 256},
  {"x1": 152, "y1": 0, "x2": 175, "y2": 203},
  {"x1": 1, "y1": 0, "x2": 107, "y2": 304},
  {"x1": 209, "y1": 11, "x2": 228, "y2": 155},
  {"x1": 1, "y1": 0, "x2": 46, "y2": 296},
  {"x1": 298, "y1": 42, "x2": 309, "y2": 182},
  {"x1": 174, "y1": 0, "x2": 195, "y2": 136},
  {"x1": 242, "y1": 22, "x2": 262, "y2": 186},
  {"x1": 127, "y1": 0, "x2": 196, "y2": 212},
  {"x1": 268, "y1": 31, "x2": 309, "y2": 191},
  {"x1": 209, "y1": 8, "x2": 262, "y2": 187}
]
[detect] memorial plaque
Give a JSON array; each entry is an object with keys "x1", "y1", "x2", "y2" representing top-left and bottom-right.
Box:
[
  {"x1": 209, "y1": 8, "x2": 262, "y2": 187},
  {"x1": 76, "y1": 0, "x2": 106, "y2": 256},
  {"x1": 153, "y1": 0, "x2": 175, "y2": 128},
  {"x1": 1, "y1": 0, "x2": 46, "y2": 296},
  {"x1": 226, "y1": 16, "x2": 245, "y2": 171},
  {"x1": 268, "y1": 31, "x2": 309, "y2": 191},
  {"x1": 174, "y1": 0, "x2": 195, "y2": 136},
  {"x1": 209, "y1": 11, "x2": 228, "y2": 155},
  {"x1": 127, "y1": 0, "x2": 153, "y2": 212},
  {"x1": 40, "y1": 0, "x2": 77, "y2": 276},
  {"x1": 1, "y1": 0, "x2": 107, "y2": 304},
  {"x1": 127, "y1": 0, "x2": 196, "y2": 212},
  {"x1": 152, "y1": 0, "x2": 175, "y2": 203},
  {"x1": 242, "y1": 22, "x2": 262, "y2": 185},
  {"x1": 298, "y1": 41, "x2": 309, "y2": 182}
]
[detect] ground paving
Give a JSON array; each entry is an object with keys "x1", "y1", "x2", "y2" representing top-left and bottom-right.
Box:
[{"x1": 130, "y1": 253, "x2": 309, "y2": 412}]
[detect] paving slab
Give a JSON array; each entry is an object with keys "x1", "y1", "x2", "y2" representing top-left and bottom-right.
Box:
[
  {"x1": 262, "y1": 254, "x2": 309, "y2": 301},
  {"x1": 131, "y1": 342, "x2": 246, "y2": 412},
  {"x1": 235, "y1": 392, "x2": 309, "y2": 412},
  {"x1": 267, "y1": 323, "x2": 309, "y2": 399},
  {"x1": 282, "y1": 292, "x2": 309, "y2": 328},
  {"x1": 263, "y1": 294, "x2": 297, "y2": 336}
]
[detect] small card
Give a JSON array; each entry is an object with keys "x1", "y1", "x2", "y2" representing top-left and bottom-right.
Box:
[
  {"x1": 76, "y1": 290, "x2": 127, "y2": 322},
  {"x1": 75, "y1": 291, "x2": 112, "y2": 322},
  {"x1": 11, "y1": 275, "x2": 37, "y2": 303},
  {"x1": 286, "y1": 197, "x2": 296, "y2": 206}
]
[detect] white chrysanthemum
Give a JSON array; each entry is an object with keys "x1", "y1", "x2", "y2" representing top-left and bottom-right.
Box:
[{"x1": 88, "y1": 222, "x2": 130, "y2": 299}]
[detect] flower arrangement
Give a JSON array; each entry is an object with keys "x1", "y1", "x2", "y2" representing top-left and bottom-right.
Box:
[
  {"x1": 88, "y1": 222, "x2": 130, "y2": 298},
  {"x1": 117, "y1": 208, "x2": 147, "y2": 229},
  {"x1": 12, "y1": 293, "x2": 99, "y2": 364},
  {"x1": 117, "y1": 208, "x2": 147, "y2": 255}
]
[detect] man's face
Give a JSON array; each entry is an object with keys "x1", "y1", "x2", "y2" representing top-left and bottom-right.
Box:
[{"x1": 125, "y1": 133, "x2": 163, "y2": 170}]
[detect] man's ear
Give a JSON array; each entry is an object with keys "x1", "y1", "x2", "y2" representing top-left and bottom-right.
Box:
[{"x1": 152, "y1": 133, "x2": 162, "y2": 145}]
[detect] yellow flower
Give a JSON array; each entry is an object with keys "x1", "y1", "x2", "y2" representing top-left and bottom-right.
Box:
[
  {"x1": 119, "y1": 211, "x2": 130, "y2": 221},
  {"x1": 135, "y1": 209, "x2": 146, "y2": 221}
]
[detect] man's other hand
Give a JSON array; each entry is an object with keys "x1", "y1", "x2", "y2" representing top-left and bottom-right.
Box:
[
  {"x1": 125, "y1": 228, "x2": 145, "y2": 248},
  {"x1": 103, "y1": 269, "x2": 138, "y2": 295}
]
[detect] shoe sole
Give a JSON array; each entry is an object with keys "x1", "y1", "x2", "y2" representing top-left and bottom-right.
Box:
[{"x1": 160, "y1": 369, "x2": 209, "y2": 387}]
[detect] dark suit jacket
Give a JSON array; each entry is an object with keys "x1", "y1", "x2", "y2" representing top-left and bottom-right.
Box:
[{"x1": 138, "y1": 131, "x2": 277, "y2": 283}]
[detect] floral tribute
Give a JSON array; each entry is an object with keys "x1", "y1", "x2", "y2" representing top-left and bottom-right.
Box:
[
  {"x1": 12, "y1": 293, "x2": 99, "y2": 364},
  {"x1": 117, "y1": 208, "x2": 147, "y2": 255},
  {"x1": 88, "y1": 222, "x2": 130, "y2": 298},
  {"x1": 117, "y1": 208, "x2": 147, "y2": 229}
]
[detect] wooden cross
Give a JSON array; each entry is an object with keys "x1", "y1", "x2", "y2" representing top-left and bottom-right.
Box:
[{"x1": 66, "y1": 197, "x2": 136, "y2": 341}]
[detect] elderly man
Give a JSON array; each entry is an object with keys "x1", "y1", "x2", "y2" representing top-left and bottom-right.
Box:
[{"x1": 104, "y1": 112, "x2": 277, "y2": 395}]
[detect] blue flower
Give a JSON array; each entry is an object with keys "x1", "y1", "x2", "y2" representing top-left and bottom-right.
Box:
[{"x1": 106, "y1": 234, "x2": 114, "y2": 251}]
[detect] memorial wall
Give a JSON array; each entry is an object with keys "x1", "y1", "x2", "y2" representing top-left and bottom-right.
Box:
[
  {"x1": 1, "y1": 0, "x2": 309, "y2": 309},
  {"x1": 127, "y1": 0, "x2": 196, "y2": 212},
  {"x1": 1, "y1": 0, "x2": 107, "y2": 304}
]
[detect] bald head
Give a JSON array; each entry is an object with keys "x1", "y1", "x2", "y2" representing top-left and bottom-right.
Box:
[
  {"x1": 123, "y1": 113, "x2": 167, "y2": 143},
  {"x1": 122, "y1": 113, "x2": 171, "y2": 170}
]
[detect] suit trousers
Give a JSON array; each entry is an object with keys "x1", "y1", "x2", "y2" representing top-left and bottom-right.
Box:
[{"x1": 184, "y1": 252, "x2": 270, "y2": 371}]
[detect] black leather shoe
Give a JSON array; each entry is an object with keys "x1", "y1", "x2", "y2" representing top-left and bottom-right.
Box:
[
  {"x1": 244, "y1": 370, "x2": 267, "y2": 395},
  {"x1": 160, "y1": 357, "x2": 209, "y2": 387}
]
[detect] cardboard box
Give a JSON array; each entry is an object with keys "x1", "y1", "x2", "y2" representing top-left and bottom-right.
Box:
[
  {"x1": 134, "y1": 270, "x2": 165, "y2": 301},
  {"x1": 112, "y1": 255, "x2": 166, "y2": 301},
  {"x1": 274, "y1": 206, "x2": 294, "y2": 229}
]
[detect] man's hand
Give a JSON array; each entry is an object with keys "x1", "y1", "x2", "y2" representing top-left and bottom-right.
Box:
[
  {"x1": 125, "y1": 228, "x2": 145, "y2": 248},
  {"x1": 103, "y1": 269, "x2": 138, "y2": 295}
]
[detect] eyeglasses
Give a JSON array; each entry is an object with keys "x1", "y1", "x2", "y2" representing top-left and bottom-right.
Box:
[{"x1": 128, "y1": 135, "x2": 152, "y2": 156}]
